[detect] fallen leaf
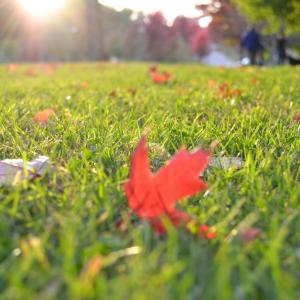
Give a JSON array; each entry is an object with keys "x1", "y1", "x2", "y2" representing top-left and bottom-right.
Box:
[
  {"x1": 162, "y1": 71, "x2": 171, "y2": 80},
  {"x1": 208, "y1": 80, "x2": 217, "y2": 88},
  {"x1": 293, "y1": 112, "x2": 300, "y2": 123},
  {"x1": 41, "y1": 64, "x2": 56, "y2": 75},
  {"x1": 149, "y1": 65, "x2": 158, "y2": 73},
  {"x1": 109, "y1": 90, "x2": 118, "y2": 97},
  {"x1": 124, "y1": 136, "x2": 215, "y2": 238},
  {"x1": 240, "y1": 228, "x2": 262, "y2": 243},
  {"x1": 209, "y1": 140, "x2": 220, "y2": 152},
  {"x1": 217, "y1": 82, "x2": 230, "y2": 98},
  {"x1": 217, "y1": 82, "x2": 242, "y2": 99},
  {"x1": 199, "y1": 224, "x2": 217, "y2": 239},
  {"x1": 150, "y1": 71, "x2": 172, "y2": 84},
  {"x1": 149, "y1": 66, "x2": 172, "y2": 84},
  {"x1": 25, "y1": 67, "x2": 37, "y2": 77},
  {"x1": 80, "y1": 246, "x2": 141, "y2": 283},
  {"x1": 127, "y1": 88, "x2": 137, "y2": 96},
  {"x1": 33, "y1": 109, "x2": 55, "y2": 124},
  {"x1": 0, "y1": 156, "x2": 50, "y2": 186},
  {"x1": 75, "y1": 82, "x2": 88, "y2": 89},
  {"x1": 231, "y1": 88, "x2": 242, "y2": 97},
  {"x1": 80, "y1": 256, "x2": 102, "y2": 283},
  {"x1": 8, "y1": 64, "x2": 18, "y2": 73}
]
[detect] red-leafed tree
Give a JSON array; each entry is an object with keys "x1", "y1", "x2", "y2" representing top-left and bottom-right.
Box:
[
  {"x1": 172, "y1": 16, "x2": 199, "y2": 43},
  {"x1": 145, "y1": 12, "x2": 176, "y2": 61},
  {"x1": 190, "y1": 28, "x2": 210, "y2": 57},
  {"x1": 196, "y1": 0, "x2": 247, "y2": 45},
  {"x1": 172, "y1": 16, "x2": 210, "y2": 58}
]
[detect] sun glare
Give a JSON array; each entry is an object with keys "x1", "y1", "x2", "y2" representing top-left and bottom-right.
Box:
[
  {"x1": 98, "y1": 0, "x2": 205, "y2": 23},
  {"x1": 18, "y1": 0, "x2": 64, "y2": 16},
  {"x1": 198, "y1": 15, "x2": 213, "y2": 28}
]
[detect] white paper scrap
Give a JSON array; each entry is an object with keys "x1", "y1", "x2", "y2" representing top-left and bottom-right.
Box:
[{"x1": 0, "y1": 156, "x2": 50, "y2": 186}]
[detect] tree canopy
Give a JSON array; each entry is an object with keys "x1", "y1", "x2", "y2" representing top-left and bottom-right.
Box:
[{"x1": 233, "y1": 0, "x2": 300, "y2": 32}]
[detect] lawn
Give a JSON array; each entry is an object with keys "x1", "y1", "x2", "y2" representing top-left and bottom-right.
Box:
[{"x1": 0, "y1": 63, "x2": 299, "y2": 300}]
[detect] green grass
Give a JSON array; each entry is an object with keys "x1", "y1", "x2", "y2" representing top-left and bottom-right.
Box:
[{"x1": 0, "y1": 63, "x2": 299, "y2": 300}]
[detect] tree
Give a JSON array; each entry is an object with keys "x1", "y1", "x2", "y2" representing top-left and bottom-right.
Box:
[
  {"x1": 98, "y1": 6, "x2": 135, "y2": 59},
  {"x1": 209, "y1": 1, "x2": 247, "y2": 45},
  {"x1": 85, "y1": 0, "x2": 104, "y2": 60},
  {"x1": 145, "y1": 12, "x2": 176, "y2": 61},
  {"x1": 196, "y1": 0, "x2": 247, "y2": 45},
  {"x1": 190, "y1": 28, "x2": 210, "y2": 57},
  {"x1": 172, "y1": 16, "x2": 199, "y2": 43},
  {"x1": 172, "y1": 16, "x2": 209, "y2": 58},
  {"x1": 0, "y1": 0, "x2": 23, "y2": 60},
  {"x1": 123, "y1": 13, "x2": 147, "y2": 60},
  {"x1": 232, "y1": 0, "x2": 300, "y2": 32}
]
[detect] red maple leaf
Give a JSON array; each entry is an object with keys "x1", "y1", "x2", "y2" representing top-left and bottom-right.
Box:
[{"x1": 124, "y1": 137, "x2": 216, "y2": 238}]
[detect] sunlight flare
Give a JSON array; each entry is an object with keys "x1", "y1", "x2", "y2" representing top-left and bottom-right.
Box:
[
  {"x1": 18, "y1": 0, "x2": 65, "y2": 16},
  {"x1": 198, "y1": 15, "x2": 213, "y2": 28},
  {"x1": 98, "y1": 0, "x2": 208, "y2": 23}
]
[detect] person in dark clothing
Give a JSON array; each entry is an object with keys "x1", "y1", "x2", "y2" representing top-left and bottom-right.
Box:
[
  {"x1": 241, "y1": 27, "x2": 262, "y2": 65},
  {"x1": 288, "y1": 55, "x2": 300, "y2": 66},
  {"x1": 276, "y1": 29, "x2": 286, "y2": 64}
]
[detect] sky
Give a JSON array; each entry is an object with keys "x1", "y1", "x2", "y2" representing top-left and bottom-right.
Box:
[{"x1": 98, "y1": 0, "x2": 212, "y2": 23}]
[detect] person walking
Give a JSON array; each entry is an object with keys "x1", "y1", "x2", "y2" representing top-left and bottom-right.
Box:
[
  {"x1": 241, "y1": 26, "x2": 262, "y2": 65},
  {"x1": 276, "y1": 28, "x2": 287, "y2": 64}
]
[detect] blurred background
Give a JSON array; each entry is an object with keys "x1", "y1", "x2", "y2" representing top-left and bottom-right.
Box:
[{"x1": 0, "y1": 0, "x2": 299, "y2": 65}]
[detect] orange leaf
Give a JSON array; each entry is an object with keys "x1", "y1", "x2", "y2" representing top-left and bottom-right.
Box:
[
  {"x1": 217, "y1": 82, "x2": 242, "y2": 99},
  {"x1": 8, "y1": 64, "x2": 18, "y2": 73},
  {"x1": 33, "y1": 109, "x2": 55, "y2": 125},
  {"x1": 75, "y1": 82, "x2": 88, "y2": 89},
  {"x1": 231, "y1": 89, "x2": 242, "y2": 97},
  {"x1": 207, "y1": 80, "x2": 217, "y2": 88},
  {"x1": 150, "y1": 71, "x2": 169, "y2": 84},
  {"x1": 149, "y1": 66, "x2": 172, "y2": 84}
]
